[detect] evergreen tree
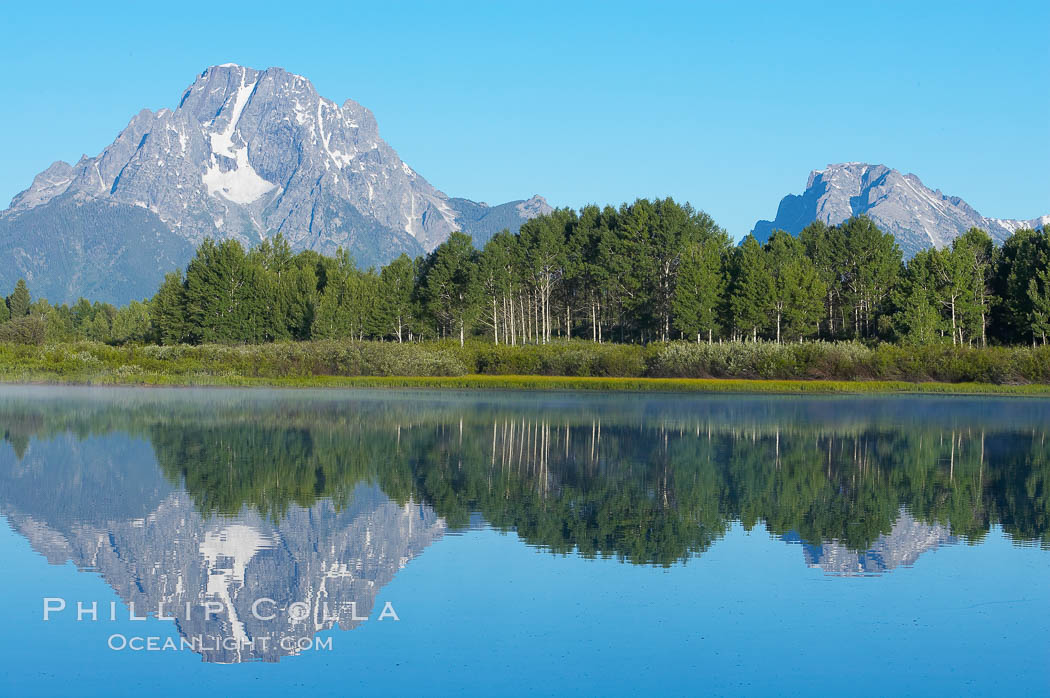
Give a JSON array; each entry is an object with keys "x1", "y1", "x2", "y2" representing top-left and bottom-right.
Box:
[
  {"x1": 280, "y1": 258, "x2": 319, "y2": 340},
  {"x1": 1028, "y1": 266, "x2": 1050, "y2": 345},
  {"x1": 150, "y1": 272, "x2": 188, "y2": 345},
  {"x1": 312, "y1": 250, "x2": 357, "y2": 340},
  {"x1": 43, "y1": 306, "x2": 75, "y2": 343},
  {"x1": 783, "y1": 258, "x2": 827, "y2": 342},
  {"x1": 7, "y1": 279, "x2": 30, "y2": 318},
  {"x1": 730, "y1": 235, "x2": 772, "y2": 341},
  {"x1": 85, "y1": 312, "x2": 111, "y2": 342},
  {"x1": 765, "y1": 231, "x2": 826, "y2": 342},
  {"x1": 71, "y1": 298, "x2": 94, "y2": 335},
  {"x1": 893, "y1": 249, "x2": 944, "y2": 344},
  {"x1": 313, "y1": 278, "x2": 352, "y2": 339},
  {"x1": 672, "y1": 236, "x2": 727, "y2": 343},
  {"x1": 992, "y1": 227, "x2": 1050, "y2": 344},
  {"x1": 183, "y1": 239, "x2": 261, "y2": 344},
  {"x1": 565, "y1": 205, "x2": 610, "y2": 342},
  {"x1": 24, "y1": 196, "x2": 1048, "y2": 351},
  {"x1": 609, "y1": 199, "x2": 657, "y2": 341},
  {"x1": 350, "y1": 269, "x2": 383, "y2": 340},
  {"x1": 418, "y1": 232, "x2": 480, "y2": 345}
]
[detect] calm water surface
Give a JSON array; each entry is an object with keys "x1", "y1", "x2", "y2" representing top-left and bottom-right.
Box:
[{"x1": 0, "y1": 386, "x2": 1047, "y2": 696}]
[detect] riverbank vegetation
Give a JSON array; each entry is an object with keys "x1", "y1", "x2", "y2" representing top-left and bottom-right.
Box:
[{"x1": 0, "y1": 339, "x2": 1048, "y2": 392}]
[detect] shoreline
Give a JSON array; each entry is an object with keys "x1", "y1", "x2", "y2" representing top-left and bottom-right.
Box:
[{"x1": 1, "y1": 373, "x2": 1048, "y2": 396}]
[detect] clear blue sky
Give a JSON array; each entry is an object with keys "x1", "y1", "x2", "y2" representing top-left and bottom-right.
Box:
[{"x1": 2, "y1": 1, "x2": 1047, "y2": 239}]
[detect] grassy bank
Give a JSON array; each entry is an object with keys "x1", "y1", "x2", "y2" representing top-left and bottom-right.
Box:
[
  {"x1": 0, "y1": 339, "x2": 1048, "y2": 395},
  {"x1": 1, "y1": 371, "x2": 1049, "y2": 396}
]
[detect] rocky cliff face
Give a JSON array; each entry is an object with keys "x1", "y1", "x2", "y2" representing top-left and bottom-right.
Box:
[
  {"x1": 752, "y1": 163, "x2": 1046, "y2": 257},
  {"x1": 0, "y1": 64, "x2": 551, "y2": 303}
]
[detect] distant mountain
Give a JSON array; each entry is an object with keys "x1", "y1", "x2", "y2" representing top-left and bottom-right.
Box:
[
  {"x1": 752, "y1": 163, "x2": 1047, "y2": 257},
  {"x1": 0, "y1": 64, "x2": 551, "y2": 304}
]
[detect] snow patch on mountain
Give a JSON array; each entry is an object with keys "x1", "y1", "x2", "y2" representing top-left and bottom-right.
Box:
[{"x1": 202, "y1": 146, "x2": 276, "y2": 204}]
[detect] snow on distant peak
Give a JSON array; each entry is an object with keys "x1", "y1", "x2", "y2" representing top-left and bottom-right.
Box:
[{"x1": 990, "y1": 215, "x2": 1050, "y2": 233}]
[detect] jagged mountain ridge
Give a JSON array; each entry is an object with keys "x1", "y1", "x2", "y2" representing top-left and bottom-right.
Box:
[
  {"x1": 752, "y1": 162, "x2": 1047, "y2": 257},
  {"x1": 0, "y1": 64, "x2": 551, "y2": 304}
]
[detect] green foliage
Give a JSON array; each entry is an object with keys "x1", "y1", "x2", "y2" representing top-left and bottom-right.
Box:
[
  {"x1": 0, "y1": 316, "x2": 46, "y2": 345},
  {"x1": 645, "y1": 340, "x2": 1050, "y2": 383},
  {"x1": 43, "y1": 306, "x2": 75, "y2": 343},
  {"x1": 1029, "y1": 265, "x2": 1050, "y2": 345},
  {"x1": 150, "y1": 272, "x2": 188, "y2": 345},
  {"x1": 184, "y1": 239, "x2": 268, "y2": 343},
  {"x1": 84, "y1": 312, "x2": 111, "y2": 342},
  {"x1": 730, "y1": 235, "x2": 773, "y2": 340},
  {"x1": 466, "y1": 341, "x2": 646, "y2": 377},
  {"x1": 838, "y1": 216, "x2": 903, "y2": 338},
  {"x1": 377, "y1": 254, "x2": 416, "y2": 341},
  {"x1": 1, "y1": 198, "x2": 1046, "y2": 352},
  {"x1": 896, "y1": 284, "x2": 944, "y2": 345},
  {"x1": 7, "y1": 279, "x2": 31, "y2": 318},
  {"x1": 110, "y1": 301, "x2": 152, "y2": 345},
  {"x1": 893, "y1": 249, "x2": 944, "y2": 345},
  {"x1": 0, "y1": 338, "x2": 1047, "y2": 387},
  {"x1": 417, "y1": 232, "x2": 480, "y2": 344},
  {"x1": 992, "y1": 227, "x2": 1050, "y2": 344},
  {"x1": 673, "y1": 235, "x2": 728, "y2": 342},
  {"x1": 764, "y1": 231, "x2": 827, "y2": 342}
]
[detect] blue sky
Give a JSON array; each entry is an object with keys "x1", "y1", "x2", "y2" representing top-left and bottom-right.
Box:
[{"x1": 1, "y1": 1, "x2": 1046, "y2": 238}]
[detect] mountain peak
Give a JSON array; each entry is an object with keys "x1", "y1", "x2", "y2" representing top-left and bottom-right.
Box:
[
  {"x1": 753, "y1": 163, "x2": 1045, "y2": 257},
  {"x1": 0, "y1": 65, "x2": 548, "y2": 304}
]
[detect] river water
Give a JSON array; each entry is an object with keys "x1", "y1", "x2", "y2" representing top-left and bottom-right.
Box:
[{"x1": 0, "y1": 386, "x2": 1047, "y2": 695}]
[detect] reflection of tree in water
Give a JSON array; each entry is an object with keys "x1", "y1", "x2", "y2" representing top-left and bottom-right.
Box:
[{"x1": 2, "y1": 391, "x2": 1049, "y2": 565}]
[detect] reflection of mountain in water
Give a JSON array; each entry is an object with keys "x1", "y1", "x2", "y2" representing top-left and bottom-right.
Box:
[
  {"x1": 784, "y1": 510, "x2": 956, "y2": 576},
  {"x1": 1, "y1": 385, "x2": 1048, "y2": 659},
  {"x1": 0, "y1": 433, "x2": 444, "y2": 663}
]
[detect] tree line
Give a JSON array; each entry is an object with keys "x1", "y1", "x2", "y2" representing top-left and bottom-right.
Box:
[{"x1": 2, "y1": 197, "x2": 1048, "y2": 347}]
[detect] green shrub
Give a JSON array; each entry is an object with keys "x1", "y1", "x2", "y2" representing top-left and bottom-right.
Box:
[
  {"x1": 645, "y1": 340, "x2": 1050, "y2": 384},
  {"x1": 0, "y1": 338, "x2": 1046, "y2": 385},
  {"x1": 0, "y1": 316, "x2": 47, "y2": 345}
]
